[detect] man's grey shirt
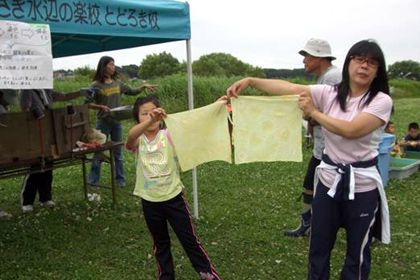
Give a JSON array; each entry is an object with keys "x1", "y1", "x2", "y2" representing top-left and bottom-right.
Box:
[{"x1": 312, "y1": 65, "x2": 342, "y2": 159}]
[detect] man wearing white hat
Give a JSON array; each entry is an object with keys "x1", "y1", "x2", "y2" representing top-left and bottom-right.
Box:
[{"x1": 284, "y1": 38, "x2": 342, "y2": 237}]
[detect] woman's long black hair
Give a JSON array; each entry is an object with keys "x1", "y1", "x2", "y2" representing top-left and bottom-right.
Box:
[
  {"x1": 93, "y1": 56, "x2": 120, "y2": 83},
  {"x1": 336, "y1": 40, "x2": 390, "y2": 111}
]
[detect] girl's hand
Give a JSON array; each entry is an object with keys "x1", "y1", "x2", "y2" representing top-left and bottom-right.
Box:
[
  {"x1": 216, "y1": 95, "x2": 229, "y2": 104},
  {"x1": 139, "y1": 84, "x2": 156, "y2": 92},
  {"x1": 226, "y1": 78, "x2": 251, "y2": 98},
  {"x1": 149, "y1": 108, "x2": 167, "y2": 122},
  {"x1": 298, "y1": 91, "x2": 316, "y2": 117},
  {"x1": 101, "y1": 105, "x2": 111, "y2": 112}
]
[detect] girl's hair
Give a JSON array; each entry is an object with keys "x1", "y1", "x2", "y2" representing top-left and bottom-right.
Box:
[
  {"x1": 132, "y1": 94, "x2": 161, "y2": 123},
  {"x1": 385, "y1": 121, "x2": 393, "y2": 129},
  {"x1": 335, "y1": 39, "x2": 390, "y2": 111},
  {"x1": 93, "y1": 56, "x2": 120, "y2": 83}
]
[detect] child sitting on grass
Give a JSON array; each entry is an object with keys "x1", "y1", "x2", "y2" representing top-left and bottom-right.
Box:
[
  {"x1": 400, "y1": 122, "x2": 420, "y2": 152},
  {"x1": 384, "y1": 121, "x2": 402, "y2": 157},
  {"x1": 125, "y1": 94, "x2": 222, "y2": 280}
]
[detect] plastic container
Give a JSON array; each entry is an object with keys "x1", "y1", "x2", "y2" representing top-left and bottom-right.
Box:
[
  {"x1": 389, "y1": 157, "x2": 420, "y2": 179},
  {"x1": 377, "y1": 133, "x2": 396, "y2": 187},
  {"x1": 403, "y1": 151, "x2": 420, "y2": 160}
]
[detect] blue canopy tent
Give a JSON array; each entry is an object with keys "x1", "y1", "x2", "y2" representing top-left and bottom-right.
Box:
[{"x1": 1, "y1": 0, "x2": 200, "y2": 218}]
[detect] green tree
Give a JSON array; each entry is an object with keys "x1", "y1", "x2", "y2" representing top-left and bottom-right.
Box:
[
  {"x1": 138, "y1": 52, "x2": 181, "y2": 79},
  {"x1": 388, "y1": 60, "x2": 420, "y2": 81},
  {"x1": 264, "y1": 68, "x2": 313, "y2": 80},
  {"x1": 117, "y1": 64, "x2": 140, "y2": 78},
  {"x1": 74, "y1": 65, "x2": 95, "y2": 79},
  {"x1": 246, "y1": 66, "x2": 266, "y2": 78},
  {"x1": 192, "y1": 53, "x2": 265, "y2": 78},
  {"x1": 193, "y1": 55, "x2": 225, "y2": 77}
]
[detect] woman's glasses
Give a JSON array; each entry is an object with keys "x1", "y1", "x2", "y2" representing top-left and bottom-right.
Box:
[{"x1": 351, "y1": 55, "x2": 380, "y2": 68}]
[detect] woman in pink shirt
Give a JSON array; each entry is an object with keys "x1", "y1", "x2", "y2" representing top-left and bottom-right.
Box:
[{"x1": 226, "y1": 40, "x2": 392, "y2": 280}]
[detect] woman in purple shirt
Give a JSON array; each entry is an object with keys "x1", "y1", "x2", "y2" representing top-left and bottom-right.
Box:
[{"x1": 226, "y1": 40, "x2": 392, "y2": 280}]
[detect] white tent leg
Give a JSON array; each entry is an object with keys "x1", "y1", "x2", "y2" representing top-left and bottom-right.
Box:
[{"x1": 186, "y1": 39, "x2": 199, "y2": 219}]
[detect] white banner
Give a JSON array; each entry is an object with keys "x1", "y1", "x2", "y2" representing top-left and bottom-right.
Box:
[{"x1": 0, "y1": 20, "x2": 52, "y2": 89}]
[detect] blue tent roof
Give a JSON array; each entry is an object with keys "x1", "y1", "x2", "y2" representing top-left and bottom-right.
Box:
[{"x1": 0, "y1": 0, "x2": 191, "y2": 58}]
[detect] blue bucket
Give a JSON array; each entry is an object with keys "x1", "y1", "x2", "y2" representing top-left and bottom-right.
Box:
[{"x1": 377, "y1": 133, "x2": 396, "y2": 187}]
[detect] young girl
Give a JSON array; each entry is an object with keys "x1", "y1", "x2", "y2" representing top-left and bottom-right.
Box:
[
  {"x1": 126, "y1": 95, "x2": 221, "y2": 280},
  {"x1": 87, "y1": 56, "x2": 154, "y2": 188}
]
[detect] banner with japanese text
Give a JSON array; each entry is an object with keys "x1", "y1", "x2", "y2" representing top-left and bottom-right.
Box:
[{"x1": 0, "y1": 1, "x2": 190, "y2": 57}]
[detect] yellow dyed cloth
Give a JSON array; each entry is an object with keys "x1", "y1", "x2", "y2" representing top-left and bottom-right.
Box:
[
  {"x1": 231, "y1": 96, "x2": 302, "y2": 164},
  {"x1": 165, "y1": 102, "x2": 232, "y2": 171}
]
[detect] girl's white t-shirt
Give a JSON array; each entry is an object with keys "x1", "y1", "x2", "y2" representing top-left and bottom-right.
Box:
[{"x1": 310, "y1": 85, "x2": 393, "y2": 192}]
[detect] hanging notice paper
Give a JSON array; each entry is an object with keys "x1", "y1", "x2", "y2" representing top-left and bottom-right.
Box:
[{"x1": 0, "y1": 20, "x2": 52, "y2": 89}]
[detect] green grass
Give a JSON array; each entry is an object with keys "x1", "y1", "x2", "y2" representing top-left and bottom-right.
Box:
[
  {"x1": 389, "y1": 79, "x2": 420, "y2": 99},
  {"x1": 1, "y1": 83, "x2": 420, "y2": 279}
]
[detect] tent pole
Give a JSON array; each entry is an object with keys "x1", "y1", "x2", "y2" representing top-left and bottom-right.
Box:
[{"x1": 186, "y1": 39, "x2": 199, "y2": 219}]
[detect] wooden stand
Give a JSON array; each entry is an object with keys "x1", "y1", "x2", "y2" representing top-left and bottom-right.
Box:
[
  {"x1": 0, "y1": 141, "x2": 123, "y2": 206},
  {"x1": 0, "y1": 105, "x2": 121, "y2": 205}
]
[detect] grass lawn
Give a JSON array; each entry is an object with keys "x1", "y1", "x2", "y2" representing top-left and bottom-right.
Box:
[{"x1": 0, "y1": 98, "x2": 419, "y2": 279}]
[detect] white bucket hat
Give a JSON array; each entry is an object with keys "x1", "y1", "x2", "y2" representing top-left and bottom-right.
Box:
[{"x1": 299, "y1": 38, "x2": 336, "y2": 60}]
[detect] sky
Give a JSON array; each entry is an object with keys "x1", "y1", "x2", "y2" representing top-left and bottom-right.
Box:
[{"x1": 53, "y1": 0, "x2": 420, "y2": 72}]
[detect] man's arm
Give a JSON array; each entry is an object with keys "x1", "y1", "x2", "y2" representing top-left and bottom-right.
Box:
[
  {"x1": 20, "y1": 90, "x2": 33, "y2": 111},
  {"x1": 51, "y1": 90, "x2": 81, "y2": 102}
]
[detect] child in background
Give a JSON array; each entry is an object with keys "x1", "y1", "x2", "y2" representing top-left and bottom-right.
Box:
[
  {"x1": 126, "y1": 94, "x2": 222, "y2": 280},
  {"x1": 400, "y1": 122, "x2": 420, "y2": 152},
  {"x1": 385, "y1": 121, "x2": 402, "y2": 157}
]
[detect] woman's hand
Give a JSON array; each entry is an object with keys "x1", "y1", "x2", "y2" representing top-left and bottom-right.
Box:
[
  {"x1": 298, "y1": 91, "x2": 317, "y2": 118},
  {"x1": 226, "y1": 78, "x2": 251, "y2": 98}
]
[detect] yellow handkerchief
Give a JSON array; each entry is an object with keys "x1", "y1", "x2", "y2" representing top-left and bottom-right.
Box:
[
  {"x1": 165, "y1": 102, "x2": 232, "y2": 171},
  {"x1": 232, "y1": 96, "x2": 302, "y2": 164}
]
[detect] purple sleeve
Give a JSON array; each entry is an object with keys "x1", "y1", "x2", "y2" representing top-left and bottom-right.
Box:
[{"x1": 361, "y1": 92, "x2": 393, "y2": 124}]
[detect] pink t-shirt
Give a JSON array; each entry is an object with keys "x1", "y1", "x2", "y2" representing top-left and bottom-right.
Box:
[{"x1": 310, "y1": 85, "x2": 393, "y2": 192}]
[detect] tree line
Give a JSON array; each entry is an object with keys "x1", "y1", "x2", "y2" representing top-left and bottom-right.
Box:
[{"x1": 63, "y1": 52, "x2": 420, "y2": 81}]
